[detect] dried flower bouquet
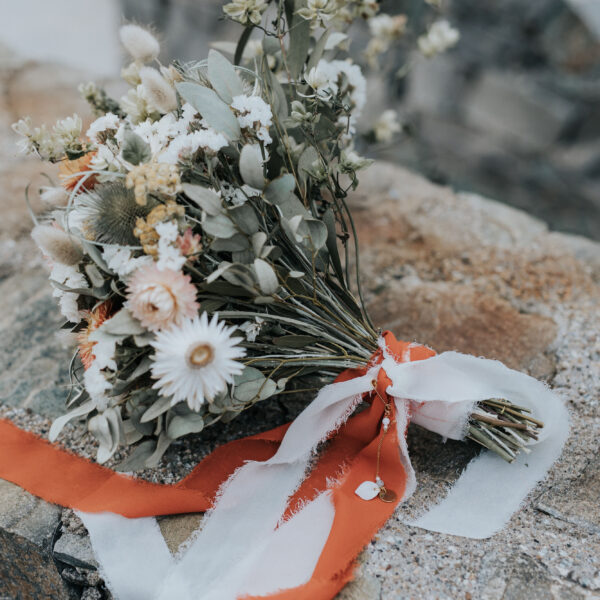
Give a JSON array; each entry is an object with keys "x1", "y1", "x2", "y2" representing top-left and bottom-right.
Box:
[{"x1": 13, "y1": 1, "x2": 538, "y2": 471}]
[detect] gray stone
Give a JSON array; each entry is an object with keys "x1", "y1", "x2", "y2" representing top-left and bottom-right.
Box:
[
  {"x1": 537, "y1": 453, "x2": 600, "y2": 534},
  {"x1": 81, "y1": 587, "x2": 104, "y2": 600},
  {"x1": 464, "y1": 71, "x2": 576, "y2": 152},
  {"x1": 53, "y1": 532, "x2": 98, "y2": 570},
  {"x1": 503, "y1": 555, "x2": 555, "y2": 600},
  {"x1": 0, "y1": 480, "x2": 71, "y2": 599}
]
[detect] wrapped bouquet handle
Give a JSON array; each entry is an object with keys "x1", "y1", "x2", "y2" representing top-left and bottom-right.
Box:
[{"x1": 0, "y1": 333, "x2": 568, "y2": 600}]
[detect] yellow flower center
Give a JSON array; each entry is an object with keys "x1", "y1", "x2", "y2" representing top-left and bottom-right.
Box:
[{"x1": 187, "y1": 343, "x2": 214, "y2": 368}]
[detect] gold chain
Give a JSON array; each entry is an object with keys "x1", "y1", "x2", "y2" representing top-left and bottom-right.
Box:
[{"x1": 372, "y1": 380, "x2": 396, "y2": 503}]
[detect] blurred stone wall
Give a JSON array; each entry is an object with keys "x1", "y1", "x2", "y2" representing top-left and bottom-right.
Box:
[
  {"x1": 385, "y1": 0, "x2": 600, "y2": 240},
  {"x1": 120, "y1": 0, "x2": 600, "y2": 240}
]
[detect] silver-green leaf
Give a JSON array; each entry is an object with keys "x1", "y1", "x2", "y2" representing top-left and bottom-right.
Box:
[
  {"x1": 176, "y1": 82, "x2": 241, "y2": 140},
  {"x1": 207, "y1": 49, "x2": 244, "y2": 104},
  {"x1": 183, "y1": 184, "x2": 223, "y2": 215}
]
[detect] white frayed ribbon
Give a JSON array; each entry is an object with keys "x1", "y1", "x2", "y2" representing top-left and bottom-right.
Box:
[{"x1": 78, "y1": 346, "x2": 569, "y2": 600}]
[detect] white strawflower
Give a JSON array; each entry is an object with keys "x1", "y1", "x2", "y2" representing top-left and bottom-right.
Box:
[
  {"x1": 12, "y1": 116, "x2": 33, "y2": 137},
  {"x1": 12, "y1": 117, "x2": 64, "y2": 159},
  {"x1": 39, "y1": 186, "x2": 69, "y2": 207},
  {"x1": 305, "y1": 60, "x2": 366, "y2": 119},
  {"x1": 150, "y1": 313, "x2": 246, "y2": 411},
  {"x1": 418, "y1": 20, "x2": 460, "y2": 58},
  {"x1": 53, "y1": 114, "x2": 82, "y2": 139},
  {"x1": 139, "y1": 67, "x2": 178, "y2": 114},
  {"x1": 339, "y1": 148, "x2": 373, "y2": 173},
  {"x1": 373, "y1": 109, "x2": 402, "y2": 143},
  {"x1": 297, "y1": 0, "x2": 340, "y2": 28},
  {"x1": 223, "y1": 0, "x2": 268, "y2": 26},
  {"x1": 305, "y1": 65, "x2": 331, "y2": 96},
  {"x1": 239, "y1": 316, "x2": 264, "y2": 342},
  {"x1": 368, "y1": 14, "x2": 406, "y2": 41},
  {"x1": 119, "y1": 24, "x2": 160, "y2": 63},
  {"x1": 86, "y1": 113, "x2": 121, "y2": 143},
  {"x1": 31, "y1": 224, "x2": 83, "y2": 265}
]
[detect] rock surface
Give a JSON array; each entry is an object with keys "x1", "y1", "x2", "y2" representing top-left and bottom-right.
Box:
[{"x1": 0, "y1": 59, "x2": 598, "y2": 600}]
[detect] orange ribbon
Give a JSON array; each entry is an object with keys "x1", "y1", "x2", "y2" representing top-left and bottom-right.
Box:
[{"x1": 0, "y1": 332, "x2": 434, "y2": 599}]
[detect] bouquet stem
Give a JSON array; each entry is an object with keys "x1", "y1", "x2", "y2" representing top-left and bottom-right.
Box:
[{"x1": 468, "y1": 399, "x2": 543, "y2": 462}]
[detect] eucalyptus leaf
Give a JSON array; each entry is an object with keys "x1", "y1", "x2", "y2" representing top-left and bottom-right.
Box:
[
  {"x1": 183, "y1": 184, "x2": 223, "y2": 215},
  {"x1": 176, "y1": 82, "x2": 241, "y2": 140},
  {"x1": 145, "y1": 432, "x2": 173, "y2": 467},
  {"x1": 253, "y1": 258, "x2": 279, "y2": 295},
  {"x1": 232, "y1": 248, "x2": 255, "y2": 264},
  {"x1": 286, "y1": 0, "x2": 311, "y2": 79},
  {"x1": 129, "y1": 405, "x2": 156, "y2": 435},
  {"x1": 306, "y1": 29, "x2": 332, "y2": 74},
  {"x1": 297, "y1": 146, "x2": 320, "y2": 193},
  {"x1": 49, "y1": 400, "x2": 95, "y2": 442},
  {"x1": 167, "y1": 414, "x2": 205, "y2": 439},
  {"x1": 203, "y1": 213, "x2": 237, "y2": 238},
  {"x1": 122, "y1": 419, "x2": 144, "y2": 446},
  {"x1": 85, "y1": 263, "x2": 105, "y2": 288},
  {"x1": 82, "y1": 241, "x2": 111, "y2": 273},
  {"x1": 102, "y1": 309, "x2": 146, "y2": 336},
  {"x1": 265, "y1": 175, "x2": 308, "y2": 220},
  {"x1": 230, "y1": 202, "x2": 260, "y2": 235},
  {"x1": 51, "y1": 280, "x2": 110, "y2": 299},
  {"x1": 115, "y1": 440, "x2": 156, "y2": 472},
  {"x1": 233, "y1": 366, "x2": 277, "y2": 402},
  {"x1": 122, "y1": 130, "x2": 152, "y2": 165},
  {"x1": 305, "y1": 218, "x2": 328, "y2": 250},
  {"x1": 211, "y1": 233, "x2": 250, "y2": 252},
  {"x1": 222, "y1": 263, "x2": 256, "y2": 289},
  {"x1": 207, "y1": 49, "x2": 243, "y2": 104},
  {"x1": 265, "y1": 68, "x2": 288, "y2": 121},
  {"x1": 141, "y1": 396, "x2": 172, "y2": 423},
  {"x1": 206, "y1": 261, "x2": 233, "y2": 283},
  {"x1": 239, "y1": 144, "x2": 265, "y2": 189},
  {"x1": 251, "y1": 231, "x2": 267, "y2": 256}
]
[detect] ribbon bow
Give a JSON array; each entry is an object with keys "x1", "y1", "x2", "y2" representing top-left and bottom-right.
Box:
[{"x1": 0, "y1": 333, "x2": 568, "y2": 599}]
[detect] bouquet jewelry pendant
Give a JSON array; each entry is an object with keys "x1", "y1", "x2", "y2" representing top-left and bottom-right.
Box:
[{"x1": 355, "y1": 380, "x2": 398, "y2": 503}]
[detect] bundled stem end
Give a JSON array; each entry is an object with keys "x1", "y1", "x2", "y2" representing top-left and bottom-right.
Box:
[{"x1": 467, "y1": 398, "x2": 543, "y2": 463}]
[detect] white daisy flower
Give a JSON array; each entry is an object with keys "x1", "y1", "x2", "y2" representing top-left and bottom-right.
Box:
[{"x1": 150, "y1": 314, "x2": 246, "y2": 411}]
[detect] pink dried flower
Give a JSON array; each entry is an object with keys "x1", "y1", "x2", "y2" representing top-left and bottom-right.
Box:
[
  {"x1": 177, "y1": 228, "x2": 202, "y2": 260},
  {"x1": 126, "y1": 264, "x2": 199, "y2": 332}
]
